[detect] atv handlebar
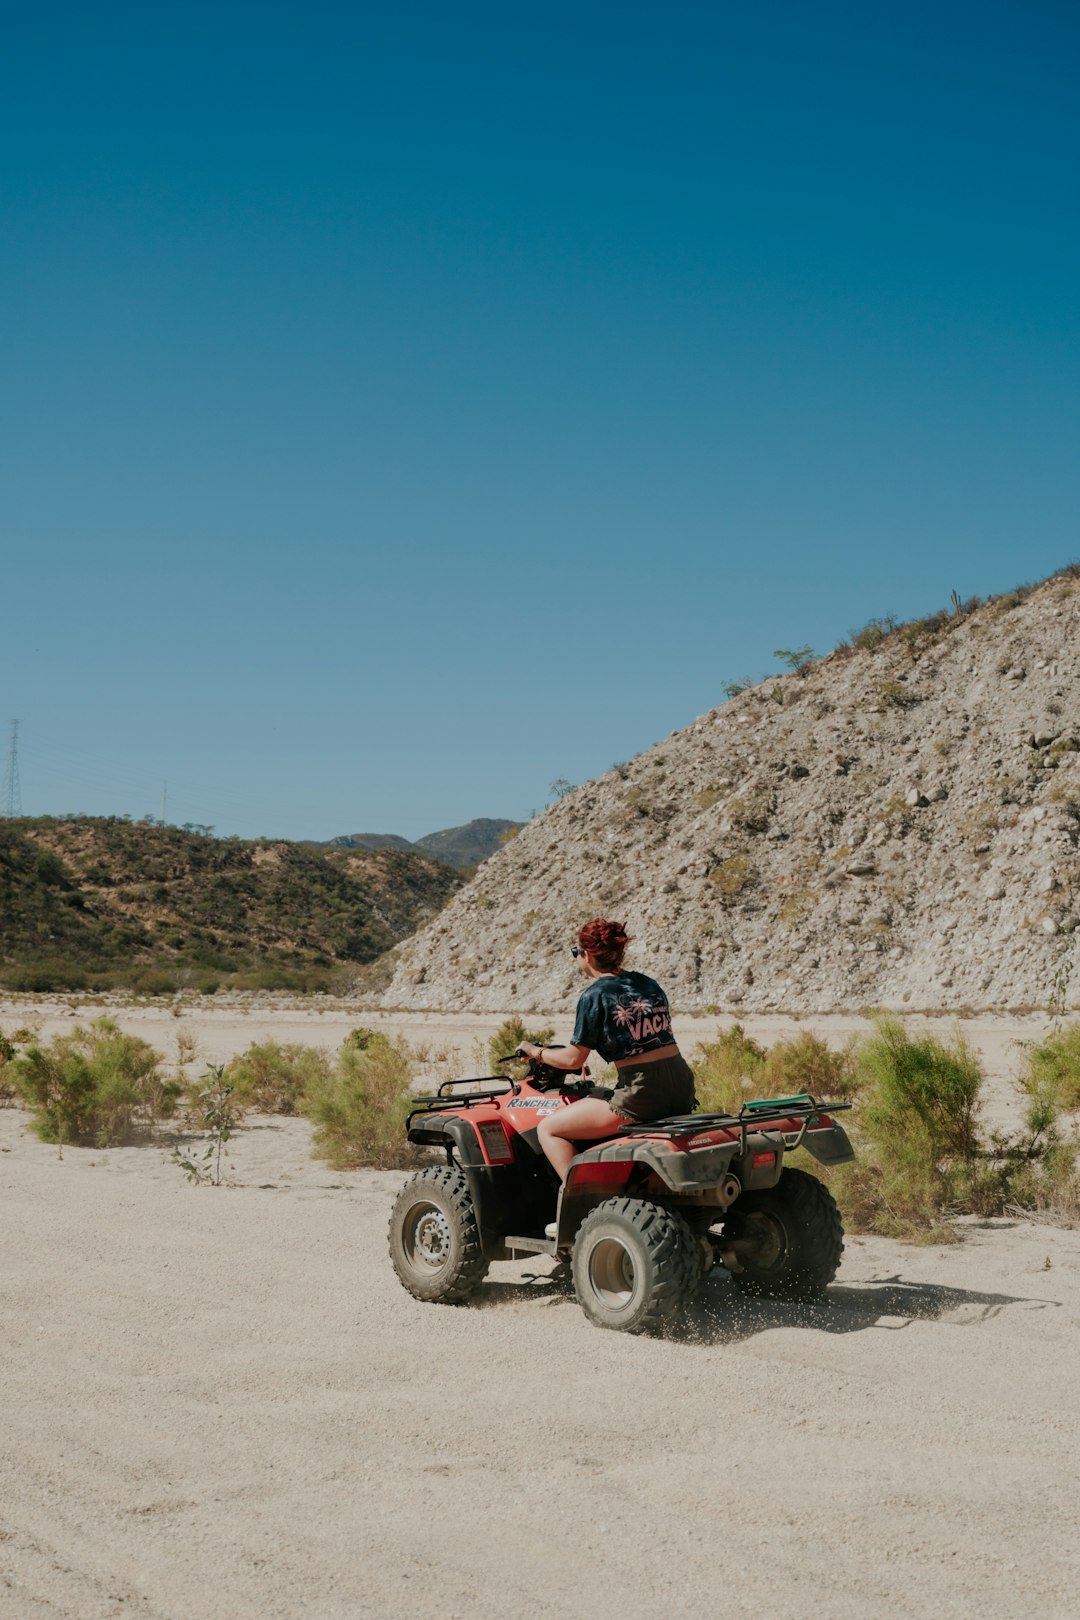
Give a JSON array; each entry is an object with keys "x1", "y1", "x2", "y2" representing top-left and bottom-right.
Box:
[{"x1": 493, "y1": 1047, "x2": 591, "y2": 1093}]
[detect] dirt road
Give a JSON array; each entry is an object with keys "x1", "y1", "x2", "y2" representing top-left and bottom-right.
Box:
[{"x1": 2, "y1": 1100, "x2": 1078, "y2": 1620}]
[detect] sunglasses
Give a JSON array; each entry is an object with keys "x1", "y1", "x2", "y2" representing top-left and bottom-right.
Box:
[{"x1": 571, "y1": 946, "x2": 586, "y2": 958}]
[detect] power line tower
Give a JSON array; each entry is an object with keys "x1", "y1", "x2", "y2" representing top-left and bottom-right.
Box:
[{"x1": 2, "y1": 720, "x2": 21, "y2": 817}]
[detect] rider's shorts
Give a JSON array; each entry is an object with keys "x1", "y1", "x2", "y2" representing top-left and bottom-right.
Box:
[{"x1": 609, "y1": 1054, "x2": 696, "y2": 1123}]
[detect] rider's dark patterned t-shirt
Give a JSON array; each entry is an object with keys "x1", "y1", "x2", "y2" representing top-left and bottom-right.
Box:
[{"x1": 571, "y1": 971, "x2": 675, "y2": 1064}]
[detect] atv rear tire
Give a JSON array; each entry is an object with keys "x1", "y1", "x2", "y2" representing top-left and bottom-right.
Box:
[
  {"x1": 388, "y1": 1167, "x2": 489, "y2": 1304},
  {"x1": 722, "y1": 1167, "x2": 843, "y2": 1302},
  {"x1": 572, "y1": 1198, "x2": 700, "y2": 1334}
]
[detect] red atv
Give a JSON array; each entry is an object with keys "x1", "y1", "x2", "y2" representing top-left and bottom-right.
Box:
[{"x1": 388, "y1": 1049, "x2": 854, "y2": 1333}]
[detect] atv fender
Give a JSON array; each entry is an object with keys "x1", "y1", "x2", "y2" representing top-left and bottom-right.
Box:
[
  {"x1": 799, "y1": 1121, "x2": 856, "y2": 1166},
  {"x1": 405, "y1": 1111, "x2": 511, "y2": 1261}
]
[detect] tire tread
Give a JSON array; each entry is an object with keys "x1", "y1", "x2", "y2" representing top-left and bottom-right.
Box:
[
  {"x1": 388, "y1": 1166, "x2": 489, "y2": 1304},
  {"x1": 727, "y1": 1166, "x2": 844, "y2": 1301},
  {"x1": 573, "y1": 1197, "x2": 700, "y2": 1334}
]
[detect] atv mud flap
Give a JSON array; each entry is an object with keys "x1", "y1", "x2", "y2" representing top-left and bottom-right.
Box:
[{"x1": 798, "y1": 1122, "x2": 855, "y2": 1166}]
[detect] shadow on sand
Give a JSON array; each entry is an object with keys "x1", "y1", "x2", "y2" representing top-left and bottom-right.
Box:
[{"x1": 478, "y1": 1265, "x2": 1061, "y2": 1345}]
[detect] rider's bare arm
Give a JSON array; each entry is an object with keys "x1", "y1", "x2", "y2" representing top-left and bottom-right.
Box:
[{"x1": 522, "y1": 1042, "x2": 589, "y2": 1070}]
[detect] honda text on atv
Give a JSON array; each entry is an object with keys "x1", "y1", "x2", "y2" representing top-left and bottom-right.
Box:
[{"x1": 388, "y1": 1048, "x2": 855, "y2": 1333}]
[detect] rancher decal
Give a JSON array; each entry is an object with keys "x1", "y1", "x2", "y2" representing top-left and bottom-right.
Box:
[{"x1": 507, "y1": 1098, "x2": 561, "y2": 1112}]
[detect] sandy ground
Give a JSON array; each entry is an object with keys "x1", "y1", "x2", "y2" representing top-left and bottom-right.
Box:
[{"x1": 3, "y1": 1002, "x2": 1079, "y2": 1618}]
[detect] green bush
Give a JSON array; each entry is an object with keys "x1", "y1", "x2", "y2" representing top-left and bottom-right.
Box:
[
  {"x1": 690, "y1": 1018, "x2": 1080, "y2": 1241},
  {"x1": 224, "y1": 1040, "x2": 332, "y2": 1115},
  {"x1": 800, "y1": 1018, "x2": 1080, "y2": 1241},
  {"x1": 127, "y1": 967, "x2": 182, "y2": 996},
  {"x1": 708, "y1": 852, "x2": 756, "y2": 902},
  {"x1": 1023, "y1": 1022, "x2": 1080, "y2": 1112},
  {"x1": 2, "y1": 958, "x2": 92, "y2": 992},
  {"x1": 343, "y1": 1026, "x2": 390, "y2": 1052},
  {"x1": 995, "y1": 1079, "x2": 1080, "y2": 1223},
  {"x1": 822, "y1": 1018, "x2": 983, "y2": 1240},
  {"x1": 303, "y1": 1036, "x2": 419, "y2": 1170},
  {"x1": 692, "y1": 1024, "x2": 858, "y2": 1116},
  {"x1": 0, "y1": 1032, "x2": 17, "y2": 1105},
  {"x1": 10, "y1": 1017, "x2": 178, "y2": 1145},
  {"x1": 489, "y1": 1015, "x2": 555, "y2": 1072},
  {"x1": 762, "y1": 1031, "x2": 860, "y2": 1101},
  {"x1": 693, "y1": 1022, "x2": 769, "y2": 1113}
]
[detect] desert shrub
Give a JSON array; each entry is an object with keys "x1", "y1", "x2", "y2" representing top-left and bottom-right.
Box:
[
  {"x1": 224, "y1": 1040, "x2": 332, "y2": 1114},
  {"x1": 807, "y1": 1018, "x2": 1064, "y2": 1241},
  {"x1": 996, "y1": 1079, "x2": 1080, "y2": 1222},
  {"x1": 341, "y1": 1027, "x2": 391, "y2": 1053},
  {"x1": 762, "y1": 1032, "x2": 860, "y2": 1101},
  {"x1": 773, "y1": 645, "x2": 815, "y2": 675},
  {"x1": 1, "y1": 958, "x2": 91, "y2": 992},
  {"x1": 827, "y1": 1018, "x2": 984, "y2": 1240},
  {"x1": 693, "y1": 1025, "x2": 858, "y2": 1116},
  {"x1": 779, "y1": 889, "x2": 817, "y2": 927},
  {"x1": 693, "y1": 1017, "x2": 1079, "y2": 1238},
  {"x1": 303, "y1": 1036, "x2": 419, "y2": 1170},
  {"x1": 0, "y1": 1032, "x2": 17, "y2": 1105},
  {"x1": 1022, "y1": 1022, "x2": 1080, "y2": 1112},
  {"x1": 489, "y1": 1015, "x2": 555, "y2": 1071},
  {"x1": 709, "y1": 852, "x2": 755, "y2": 902},
  {"x1": 10, "y1": 1017, "x2": 178, "y2": 1145},
  {"x1": 126, "y1": 967, "x2": 182, "y2": 996},
  {"x1": 879, "y1": 681, "x2": 922, "y2": 709},
  {"x1": 692, "y1": 1023, "x2": 768, "y2": 1113},
  {"x1": 844, "y1": 615, "x2": 898, "y2": 652},
  {"x1": 726, "y1": 794, "x2": 773, "y2": 835}
]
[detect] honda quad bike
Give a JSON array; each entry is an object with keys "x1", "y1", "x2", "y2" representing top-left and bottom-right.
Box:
[{"x1": 388, "y1": 1049, "x2": 855, "y2": 1334}]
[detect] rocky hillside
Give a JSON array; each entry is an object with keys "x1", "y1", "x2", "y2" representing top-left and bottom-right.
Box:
[
  {"x1": 386, "y1": 571, "x2": 1080, "y2": 1014},
  {"x1": 0, "y1": 817, "x2": 462, "y2": 993}
]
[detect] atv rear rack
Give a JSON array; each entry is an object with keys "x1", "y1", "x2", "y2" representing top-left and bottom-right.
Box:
[{"x1": 617, "y1": 1094, "x2": 852, "y2": 1156}]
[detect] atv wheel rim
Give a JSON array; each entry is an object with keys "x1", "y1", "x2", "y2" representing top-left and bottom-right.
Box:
[
  {"x1": 587, "y1": 1236, "x2": 637, "y2": 1311},
  {"x1": 404, "y1": 1203, "x2": 452, "y2": 1270},
  {"x1": 744, "y1": 1210, "x2": 786, "y2": 1271}
]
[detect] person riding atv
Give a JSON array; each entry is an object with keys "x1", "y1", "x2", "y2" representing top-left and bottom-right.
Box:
[
  {"x1": 388, "y1": 929, "x2": 855, "y2": 1332},
  {"x1": 515, "y1": 918, "x2": 695, "y2": 1190}
]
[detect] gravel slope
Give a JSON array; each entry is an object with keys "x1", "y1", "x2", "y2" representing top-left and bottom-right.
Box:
[
  {"x1": 2, "y1": 1103, "x2": 1079, "y2": 1620},
  {"x1": 386, "y1": 573, "x2": 1080, "y2": 1014}
]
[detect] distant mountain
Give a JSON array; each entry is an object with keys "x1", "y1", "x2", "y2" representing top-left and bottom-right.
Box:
[
  {"x1": 323, "y1": 832, "x2": 418, "y2": 853},
  {"x1": 321, "y1": 818, "x2": 525, "y2": 869},
  {"x1": 415, "y1": 819, "x2": 524, "y2": 868}
]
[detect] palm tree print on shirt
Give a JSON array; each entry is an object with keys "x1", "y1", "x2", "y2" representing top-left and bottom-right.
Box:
[{"x1": 612, "y1": 995, "x2": 672, "y2": 1045}]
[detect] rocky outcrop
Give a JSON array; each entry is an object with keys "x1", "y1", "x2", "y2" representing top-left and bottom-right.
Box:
[{"x1": 386, "y1": 573, "x2": 1080, "y2": 1013}]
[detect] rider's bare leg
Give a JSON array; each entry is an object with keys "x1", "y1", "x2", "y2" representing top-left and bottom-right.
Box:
[{"x1": 537, "y1": 1097, "x2": 627, "y2": 1183}]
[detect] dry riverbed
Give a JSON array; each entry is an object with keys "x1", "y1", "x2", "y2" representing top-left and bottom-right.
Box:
[{"x1": 2, "y1": 1001, "x2": 1078, "y2": 1618}]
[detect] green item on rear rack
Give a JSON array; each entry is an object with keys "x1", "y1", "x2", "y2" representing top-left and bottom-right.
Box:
[{"x1": 742, "y1": 1093, "x2": 812, "y2": 1112}]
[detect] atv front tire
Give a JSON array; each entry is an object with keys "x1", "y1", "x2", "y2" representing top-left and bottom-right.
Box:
[
  {"x1": 388, "y1": 1167, "x2": 489, "y2": 1304},
  {"x1": 572, "y1": 1198, "x2": 700, "y2": 1334},
  {"x1": 722, "y1": 1167, "x2": 843, "y2": 1302}
]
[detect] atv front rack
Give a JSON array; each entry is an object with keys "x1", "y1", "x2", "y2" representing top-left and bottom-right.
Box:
[
  {"x1": 406, "y1": 1075, "x2": 513, "y2": 1131},
  {"x1": 617, "y1": 1094, "x2": 852, "y2": 1157}
]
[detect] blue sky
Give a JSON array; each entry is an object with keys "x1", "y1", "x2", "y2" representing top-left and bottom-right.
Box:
[{"x1": 3, "y1": 1, "x2": 1077, "y2": 839}]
